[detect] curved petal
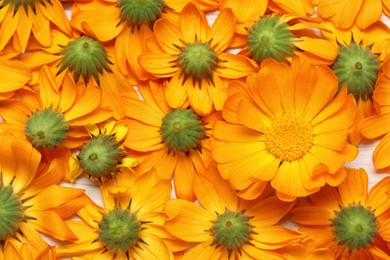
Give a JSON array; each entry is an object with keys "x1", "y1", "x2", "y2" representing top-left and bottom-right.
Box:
[
  {"x1": 138, "y1": 53, "x2": 178, "y2": 77},
  {"x1": 208, "y1": 8, "x2": 235, "y2": 53},
  {"x1": 0, "y1": 59, "x2": 31, "y2": 92},
  {"x1": 355, "y1": 0, "x2": 382, "y2": 29},
  {"x1": 338, "y1": 168, "x2": 368, "y2": 205},
  {"x1": 217, "y1": 53, "x2": 258, "y2": 79},
  {"x1": 64, "y1": 86, "x2": 101, "y2": 121},
  {"x1": 154, "y1": 17, "x2": 182, "y2": 54},
  {"x1": 180, "y1": 2, "x2": 210, "y2": 42}
]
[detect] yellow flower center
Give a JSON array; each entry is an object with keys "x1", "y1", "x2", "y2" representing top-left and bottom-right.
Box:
[{"x1": 264, "y1": 113, "x2": 313, "y2": 162}]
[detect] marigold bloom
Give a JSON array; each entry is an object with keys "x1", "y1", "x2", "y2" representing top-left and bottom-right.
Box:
[
  {"x1": 139, "y1": 3, "x2": 257, "y2": 115},
  {"x1": 0, "y1": 131, "x2": 85, "y2": 251},
  {"x1": 292, "y1": 168, "x2": 390, "y2": 258},
  {"x1": 0, "y1": 0, "x2": 72, "y2": 53},
  {"x1": 68, "y1": 120, "x2": 139, "y2": 183},
  {"x1": 320, "y1": 20, "x2": 390, "y2": 145},
  {"x1": 57, "y1": 168, "x2": 175, "y2": 259},
  {"x1": 317, "y1": 0, "x2": 390, "y2": 30},
  {"x1": 211, "y1": 57, "x2": 358, "y2": 201},
  {"x1": 122, "y1": 80, "x2": 216, "y2": 201},
  {"x1": 0, "y1": 66, "x2": 112, "y2": 150},
  {"x1": 361, "y1": 57, "x2": 390, "y2": 170},
  {"x1": 70, "y1": 0, "x2": 218, "y2": 82},
  {"x1": 164, "y1": 165, "x2": 305, "y2": 259}
]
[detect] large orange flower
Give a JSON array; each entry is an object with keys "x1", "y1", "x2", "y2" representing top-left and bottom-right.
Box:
[
  {"x1": 139, "y1": 3, "x2": 257, "y2": 115},
  {"x1": 57, "y1": 168, "x2": 175, "y2": 259},
  {"x1": 292, "y1": 168, "x2": 390, "y2": 258},
  {"x1": 0, "y1": 66, "x2": 112, "y2": 151},
  {"x1": 317, "y1": 0, "x2": 390, "y2": 30},
  {"x1": 0, "y1": 131, "x2": 85, "y2": 251},
  {"x1": 164, "y1": 165, "x2": 305, "y2": 259},
  {"x1": 69, "y1": 0, "x2": 219, "y2": 82},
  {"x1": 211, "y1": 56, "x2": 358, "y2": 201},
  {"x1": 122, "y1": 80, "x2": 216, "y2": 201},
  {"x1": 0, "y1": 0, "x2": 72, "y2": 53}
]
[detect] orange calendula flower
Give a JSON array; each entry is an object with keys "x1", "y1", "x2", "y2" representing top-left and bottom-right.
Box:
[
  {"x1": 139, "y1": 3, "x2": 257, "y2": 115},
  {"x1": 21, "y1": 32, "x2": 139, "y2": 119},
  {"x1": 361, "y1": 57, "x2": 390, "y2": 170},
  {"x1": 320, "y1": 20, "x2": 390, "y2": 145},
  {"x1": 68, "y1": 120, "x2": 139, "y2": 183},
  {"x1": 211, "y1": 56, "x2": 358, "y2": 201},
  {"x1": 292, "y1": 168, "x2": 390, "y2": 259},
  {"x1": 122, "y1": 80, "x2": 216, "y2": 201},
  {"x1": 57, "y1": 168, "x2": 175, "y2": 259},
  {"x1": 164, "y1": 165, "x2": 305, "y2": 259},
  {"x1": 317, "y1": 0, "x2": 390, "y2": 30},
  {"x1": 0, "y1": 0, "x2": 72, "y2": 53},
  {"x1": 70, "y1": 0, "x2": 218, "y2": 82},
  {"x1": 0, "y1": 66, "x2": 112, "y2": 151},
  {"x1": 0, "y1": 131, "x2": 85, "y2": 250}
]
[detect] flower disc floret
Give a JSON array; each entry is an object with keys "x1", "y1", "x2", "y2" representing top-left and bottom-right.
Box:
[
  {"x1": 331, "y1": 204, "x2": 378, "y2": 250},
  {"x1": 79, "y1": 134, "x2": 125, "y2": 180},
  {"x1": 98, "y1": 209, "x2": 141, "y2": 253},
  {"x1": 177, "y1": 42, "x2": 218, "y2": 85},
  {"x1": 57, "y1": 36, "x2": 112, "y2": 85},
  {"x1": 24, "y1": 108, "x2": 69, "y2": 150},
  {"x1": 118, "y1": 0, "x2": 165, "y2": 28},
  {"x1": 264, "y1": 113, "x2": 314, "y2": 162},
  {"x1": 160, "y1": 108, "x2": 206, "y2": 153},
  {"x1": 332, "y1": 43, "x2": 379, "y2": 101},
  {"x1": 211, "y1": 210, "x2": 252, "y2": 254},
  {"x1": 247, "y1": 15, "x2": 296, "y2": 62},
  {"x1": 0, "y1": 184, "x2": 25, "y2": 240}
]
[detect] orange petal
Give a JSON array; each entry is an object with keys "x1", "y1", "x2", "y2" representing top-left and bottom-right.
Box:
[
  {"x1": 217, "y1": 53, "x2": 258, "y2": 78},
  {"x1": 15, "y1": 9, "x2": 32, "y2": 53},
  {"x1": 186, "y1": 80, "x2": 213, "y2": 115},
  {"x1": 294, "y1": 37, "x2": 338, "y2": 62},
  {"x1": 212, "y1": 120, "x2": 262, "y2": 142},
  {"x1": 0, "y1": 60, "x2": 31, "y2": 92},
  {"x1": 317, "y1": 0, "x2": 362, "y2": 29},
  {"x1": 179, "y1": 2, "x2": 209, "y2": 42},
  {"x1": 165, "y1": 73, "x2": 189, "y2": 109},
  {"x1": 208, "y1": 8, "x2": 235, "y2": 53},
  {"x1": 338, "y1": 168, "x2": 368, "y2": 205},
  {"x1": 355, "y1": 0, "x2": 382, "y2": 29},
  {"x1": 173, "y1": 154, "x2": 196, "y2": 201},
  {"x1": 373, "y1": 133, "x2": 390, "y2": 169},
  {"x1": 251, "y1": 226, "x2": 305, "y2": 250},
  {"x1": 164, "y1": 199, "x2": 213, "y2": 242},
  {"x1": 138, "y1": 53, "x2": 178, "y2": 77},
  {"x1": 64, "y1": 86, "x2": 101, "y2": 121},
  {"x1": 154, "y1": 17, "x2": 182, "y2": 54},
  {"x1": 30, "y1": 6, "x2": 51, "y2": 47}
]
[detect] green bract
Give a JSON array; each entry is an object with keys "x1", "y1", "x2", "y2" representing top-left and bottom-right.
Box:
[
  {"x1": 160, "y1": 108, "x2": 206, "y2": 153},
  {"x1": 247, "y1": 15, "x2": 296, "y2": 62},
  {"x1": 118, "y1": 0, "x2": 165, "y2": 28},
  {"x1": 78, "y1": 134, "x2": 125, "y2": 180},
  {"x1": 57, "y1": 36, "x2": 112, "y2": 85},
  {"x1": 24, "y1": 108, "x2": 69, "y2": 150},
  {"x1": 332, "y1": 43, "x2": 380, "y2": 101}
]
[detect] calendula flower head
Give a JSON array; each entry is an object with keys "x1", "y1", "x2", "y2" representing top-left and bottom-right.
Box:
[
  {"x1": 78, "y1": 134, "x2": 126, "y2": 182},
  {"x1": 57, "y1": 168, "x2": 174, "y2": 259},
  {"x1": 211, "y1": 209, "x2": 253, "y2": 254},
  {"x1": 331, "y1": 204, "x2": 378, "y2": 250},
  {"x1": 24, "y1": 108, "x2": 69, "y2": 150},
  {"x1": 160, "y1": 108, "x2": 206, "y2": 154},
  {"x1": 98, "y1": 208, "x2": 141, "y2": 253},
  {"x1": 292, "y1": 168, "x2": 390, "y2": 258},
  {"x1": 332, "y1": 43, "x2": 380, "y2": 101},
  {"x1": 56, "y1": 36, "x2": 113, "y2": 85},
  {"x1": 118, "y1": 0, "x2": 165, "y2": 28},
  {"x1": 247, "y1": 15, "x2": 296, "y2": 63}
]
